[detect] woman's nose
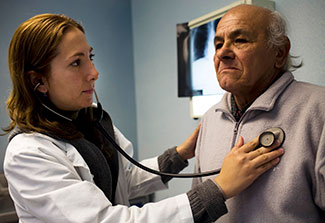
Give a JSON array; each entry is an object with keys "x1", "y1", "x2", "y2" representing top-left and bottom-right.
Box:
[{"x1": 88, "y1": 62, "x2": 99, "y2": 81}]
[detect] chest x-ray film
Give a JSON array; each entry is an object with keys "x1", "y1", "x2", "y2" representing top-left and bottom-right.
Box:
[{"x1": 177, "y1": 17, "x2": 224, "y2": 97}]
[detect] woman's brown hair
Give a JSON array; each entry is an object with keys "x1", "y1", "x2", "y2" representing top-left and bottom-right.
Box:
[{"x1": 3, "y1": 13, "x2": 85, "y2": 138}]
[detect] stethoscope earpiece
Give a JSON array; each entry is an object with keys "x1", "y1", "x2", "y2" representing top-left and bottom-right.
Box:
[{"x1": 33, "y1": 82, "x2": 41, "y2": 91}]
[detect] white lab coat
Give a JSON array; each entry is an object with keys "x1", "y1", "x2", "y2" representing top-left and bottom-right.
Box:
[{"x1": 3, "y1": 126, "x2": 194, "y2": 223}]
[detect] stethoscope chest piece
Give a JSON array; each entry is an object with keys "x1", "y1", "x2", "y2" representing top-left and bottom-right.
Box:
[{"x1": 259, "y1": 127, "x2": 285, "y2": 148}]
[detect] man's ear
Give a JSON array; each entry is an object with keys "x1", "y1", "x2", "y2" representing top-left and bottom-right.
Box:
[
  {"x1": 275, "y1": 37, "x2": 291, "y2": 69},
  {"x1": 27, "y1": 71, "x2": 48, "y2": 93}
]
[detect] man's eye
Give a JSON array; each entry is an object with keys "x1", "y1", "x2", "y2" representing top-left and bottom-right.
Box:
[
  {"x1": 235, "y1": 38, "x2": 248, "y2": 43},
  {"x1": 215, "y1": 43, "x2": 223, "y2": 50}
]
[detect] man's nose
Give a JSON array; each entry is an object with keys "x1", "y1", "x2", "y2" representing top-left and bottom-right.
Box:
[{"x1": 215, "y1": 43, "x2": 235, "y2": 61}]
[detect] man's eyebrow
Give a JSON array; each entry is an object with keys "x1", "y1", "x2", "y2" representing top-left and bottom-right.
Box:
[
  {"x1": 214, "y1": 29, "x2": 251, "y2": 43},
  {"x1": 229, "y1": 29, "x2": 250, "y2": 38},
  {"x1": 214, "y1": 35, "x2": 223, "y2": 43}
]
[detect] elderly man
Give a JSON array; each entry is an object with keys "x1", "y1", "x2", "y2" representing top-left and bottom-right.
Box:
[{"x1": 193, "y1": 4, "x2": 325, "y2": 223}]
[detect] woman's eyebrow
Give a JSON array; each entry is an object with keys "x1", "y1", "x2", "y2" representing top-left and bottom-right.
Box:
[{"x1": 68, "y1": 47, "x2": 93, "y2": 59}]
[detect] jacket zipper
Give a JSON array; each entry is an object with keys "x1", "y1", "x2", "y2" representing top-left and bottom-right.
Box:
[{"x1": 232, "y1": 122, "x2": 240, "y2": 148}]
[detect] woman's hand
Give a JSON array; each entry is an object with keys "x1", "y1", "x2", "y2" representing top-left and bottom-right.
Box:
[
  {"x1": 214, "y1": 136, "x2": 284, "y2": 199},
  {"x1": 176, "y1": 124, "x2": 201, "y2": 160}
]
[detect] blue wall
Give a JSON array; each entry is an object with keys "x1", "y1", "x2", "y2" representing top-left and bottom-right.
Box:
[{"x1": 0, "y1": 0, "x2": 324, "y2": 203}]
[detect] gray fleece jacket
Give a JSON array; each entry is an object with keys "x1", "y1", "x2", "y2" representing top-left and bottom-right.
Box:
[{"x1": 193, "y1": 71, "x2": 325, "y2": 222}]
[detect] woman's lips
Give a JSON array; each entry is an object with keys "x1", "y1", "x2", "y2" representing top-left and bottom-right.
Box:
[{"x1": 83, "y1": 89, "x2": 94, "y2": 94}]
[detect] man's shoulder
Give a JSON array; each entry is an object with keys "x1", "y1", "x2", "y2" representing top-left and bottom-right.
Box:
[{"x1": 291, "y1": 80, "x2": 325, "y2": 99}]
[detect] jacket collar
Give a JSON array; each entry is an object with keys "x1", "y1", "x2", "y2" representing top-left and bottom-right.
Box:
[{"x1": 215, "y1": 71, "x2": 295, "y2": 114}]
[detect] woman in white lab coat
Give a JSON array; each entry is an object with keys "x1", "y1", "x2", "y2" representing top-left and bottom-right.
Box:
[{"x1": 3, "y1": 14, "x2": 284, "y2": 223}]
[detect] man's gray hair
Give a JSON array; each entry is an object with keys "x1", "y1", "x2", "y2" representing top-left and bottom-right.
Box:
[{"x1": 267, "y1": 11, "x2": 302, "y2": 71}]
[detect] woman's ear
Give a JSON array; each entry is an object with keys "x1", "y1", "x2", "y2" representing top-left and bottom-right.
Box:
[
  {"x1": 28, "y1": 71, "x2": 48, "y2": 93},
  {"x1": 275, "y1": 37, "x2": 291, "y2": 69}
]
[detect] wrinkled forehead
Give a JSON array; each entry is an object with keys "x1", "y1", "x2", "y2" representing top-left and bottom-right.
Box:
[{"x1": 216, "y1": 5, "x2": 270, "y2": 35}]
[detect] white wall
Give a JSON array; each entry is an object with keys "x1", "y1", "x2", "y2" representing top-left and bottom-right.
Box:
[{"x1": 131, "y1": 0, "x2": 325, "y2": 201}]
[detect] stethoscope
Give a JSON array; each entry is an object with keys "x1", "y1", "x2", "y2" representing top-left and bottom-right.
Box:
[
  {"x1": 40, "y1": 88, "x2": 285, "y2": 178},
  {"x1": 93, "y1": 91, "x2": 285, "y2": 178}
]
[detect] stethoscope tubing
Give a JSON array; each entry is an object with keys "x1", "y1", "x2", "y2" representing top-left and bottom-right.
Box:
[
  {"x1": 95, "y1": 117, "x2": 221, "y2": 178},
  {"x1": 39, "y1": 89, "x2": 283, "y2": 179}
]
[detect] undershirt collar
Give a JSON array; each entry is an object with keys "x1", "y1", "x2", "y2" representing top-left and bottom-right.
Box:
[{"x1": 230, "y1": 95, "x2": 252, "y2": 122}]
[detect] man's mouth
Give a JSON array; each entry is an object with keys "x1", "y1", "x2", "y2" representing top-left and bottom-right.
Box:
[{"x1": 219, "y1": 67, "x2": 239, "y2": 73}]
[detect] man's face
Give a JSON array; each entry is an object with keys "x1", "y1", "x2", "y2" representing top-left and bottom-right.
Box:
[{"x1": 214, "y1": 6, "x2": 278, "y2": 101}]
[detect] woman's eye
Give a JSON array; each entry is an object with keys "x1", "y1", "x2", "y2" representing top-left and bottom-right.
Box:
[
  {"x1": 89, "y1": 53, "x2": 95, "y2": 61},
  {"x1": 71, "y1": 59, "x2": 80, "y2": 67}
]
